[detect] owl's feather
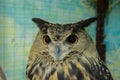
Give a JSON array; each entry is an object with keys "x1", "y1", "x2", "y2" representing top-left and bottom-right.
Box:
[{"x1": 26, "y1": 51, "x2": 113, "y2": 80}]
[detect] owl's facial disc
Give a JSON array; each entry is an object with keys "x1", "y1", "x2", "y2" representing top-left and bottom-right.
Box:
[{"x1": 44, "y1": 34, "x2": 78, "y2": 61}]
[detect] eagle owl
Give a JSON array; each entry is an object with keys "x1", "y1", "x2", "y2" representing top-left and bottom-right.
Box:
[{"x1": 26, "y1": 17, "x2": 113, "y2": 80}]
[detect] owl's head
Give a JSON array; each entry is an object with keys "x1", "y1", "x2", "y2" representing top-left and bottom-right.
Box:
[{"x1": 30, "y1": 18, "x2": 97, "y2": 61}]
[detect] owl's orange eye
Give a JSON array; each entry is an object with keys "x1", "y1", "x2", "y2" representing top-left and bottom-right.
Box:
[
  {"x1": 67, "y1": 35, "x2": 78, "y2": 44},
  {"x1": 43, "y1": 35, "x2": 51, "y2": 44}
]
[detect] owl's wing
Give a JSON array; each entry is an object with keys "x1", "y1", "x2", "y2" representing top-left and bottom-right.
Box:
[{"x1": 77, "y1": 54, "x2": 113, "y2": 80}]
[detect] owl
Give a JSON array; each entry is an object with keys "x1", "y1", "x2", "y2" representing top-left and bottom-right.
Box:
[{"x1": 26, "y1": 17, "x2": 113, "y2": 80}]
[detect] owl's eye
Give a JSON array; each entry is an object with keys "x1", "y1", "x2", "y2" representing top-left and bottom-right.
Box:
[
  {"x1": 43, "y1": 35, "x2": 51, "y2": 44},
  {"x1": 67, "y1": 35, "x2": 78, "y2": 44}
]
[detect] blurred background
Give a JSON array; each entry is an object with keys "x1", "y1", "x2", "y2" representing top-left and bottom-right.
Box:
[{"x1": 0, "y1": 0, "x2": 120, "y2": 80}]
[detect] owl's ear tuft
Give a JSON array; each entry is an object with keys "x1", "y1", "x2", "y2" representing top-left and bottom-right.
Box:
[
  {"x1": 75, "y1": 17, "x2": 96, "y2": 28},
  {"x1": 32, "y1": 18, "x2": 49, "y2": 25},
  {"x1": 73, "y1": 17, "x2": 96, "y2": 32},
  {"x1": 32, "y1": 18, "x2": 50, "y2": 33}
]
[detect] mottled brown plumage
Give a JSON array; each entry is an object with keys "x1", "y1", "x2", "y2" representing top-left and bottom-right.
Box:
[{"x1": 26, "y1": 18, "x2": 113, "y2": 80}]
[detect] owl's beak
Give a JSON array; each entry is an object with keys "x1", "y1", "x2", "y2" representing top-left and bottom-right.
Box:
[{"x1": 55, "y1": 44, "x2": 61, "y2": 60}]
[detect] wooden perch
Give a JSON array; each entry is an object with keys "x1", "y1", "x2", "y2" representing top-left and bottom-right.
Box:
[{"x1": 0, "y1": 66, "x2": 7, "y2": 80}]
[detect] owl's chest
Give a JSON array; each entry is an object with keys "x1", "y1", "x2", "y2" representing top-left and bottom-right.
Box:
[{"x1": 26, "y1": 61, "x2": 91, "y2": 80}]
